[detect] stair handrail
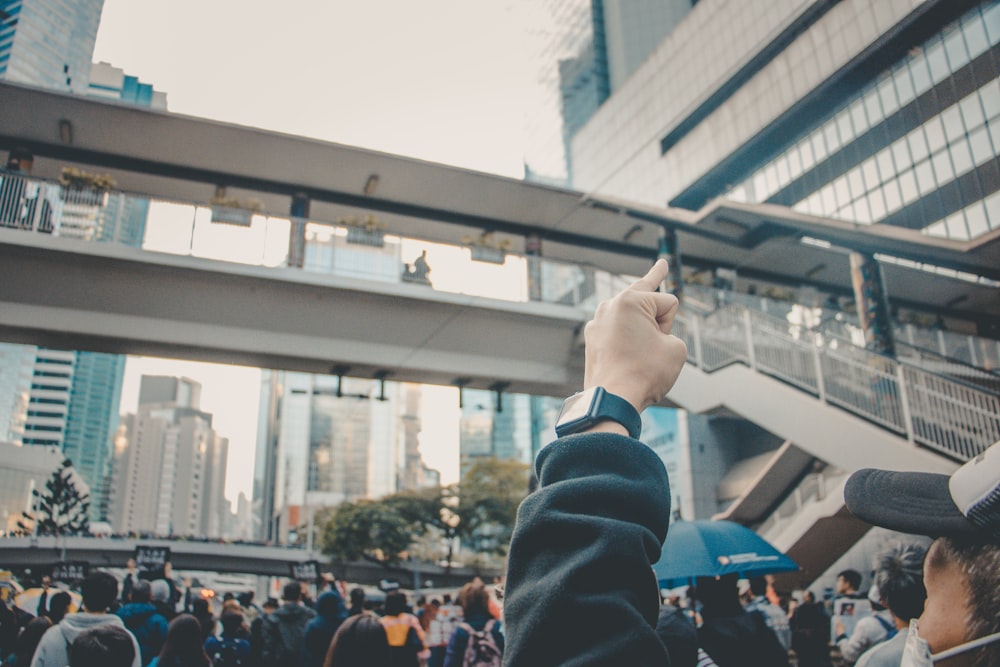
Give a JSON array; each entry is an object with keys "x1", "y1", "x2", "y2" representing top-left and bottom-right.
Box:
[{"x1": 675, "y1": 301, "x2": 1000, "y2": 461}]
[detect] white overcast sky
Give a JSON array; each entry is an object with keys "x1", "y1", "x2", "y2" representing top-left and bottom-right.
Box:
[{"x1": 92, "y1": 0, "x2": 552, "y2": 502}]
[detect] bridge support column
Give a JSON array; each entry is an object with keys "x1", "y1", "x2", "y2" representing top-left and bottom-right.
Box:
[
  {"x1": 526, "y1": 233, "x2": 542, "y2": 302},
  {"x1": 849, "y1": 251, "x2": 895, "y2": 356},
  {"x1": 287, "y1": 193, "x2": 310, "y2": 268},
  {"x1": 658, "y1": 227, "x2": 683, "y2": 301}
]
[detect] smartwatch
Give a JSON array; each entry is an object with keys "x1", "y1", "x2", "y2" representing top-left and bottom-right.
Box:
[{"x1": 555, "y1": 386, "x2": 642, "y2": 439}]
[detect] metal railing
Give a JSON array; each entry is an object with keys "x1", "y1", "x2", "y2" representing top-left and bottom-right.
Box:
[
  {"x1": 0, "y1": 170, "x2": 629, "y2": 311},
  {"x1": 674, "y1": 305, "x2": 1000, "y2": 462},
  {"x1": 683, "y1": 281, "x2": 1000, "y2": 376}
]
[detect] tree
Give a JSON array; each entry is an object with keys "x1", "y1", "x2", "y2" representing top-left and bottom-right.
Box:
[
  {"x1": 18, "y1": 459, "x2": 90, "y2": 536},
  {"x1": 320, "y1": 498, "x2": 417, "y2": 566},
  {"x1": 455, "y1": 458, "x2": 531, "y2": 556},
  {"x1": 318, "y1": 458, "x2": 531, "y2": 570}
]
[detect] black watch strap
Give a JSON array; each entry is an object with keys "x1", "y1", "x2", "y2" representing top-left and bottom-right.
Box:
[{"x1": 555, "y1": 387, "x2": 642, "y2": 439}]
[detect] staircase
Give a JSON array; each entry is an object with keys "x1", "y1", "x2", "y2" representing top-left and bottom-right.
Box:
[
  {"x1": 666, "y1": 301, "x2": 998, "y2": 588},
  {"x1": 671, "y1": 302, "x2": 999, "y2": 464}
]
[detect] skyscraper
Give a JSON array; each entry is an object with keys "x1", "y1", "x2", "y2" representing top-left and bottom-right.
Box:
[
  {"x1": 256, "y1": 371, "x2": 425, "y2": 543},
  {"x1": 0, "y1": 0, "x2": 104, "y2": 94},
  {"x1": 459, "y1": 389, "x2": 533, "y2": 471},
  {"x1": 571, "y1": 0, "x2": 1000, "y2": 251},
  {"x1": 62, "y1": 352, "x2": 124, "y2": 521},
  {"x1": 525, "y1": 0, "x2": 694, "y2": 183},
  {"x1": 1, "y1": 2, "x2": 164, "y2": 524},
  {"x1": 109, "y1": 376, "x2": 228, "y2": 537},
  {"x1": 22, "y1": 348, "x2": 74, "y2": 448}
]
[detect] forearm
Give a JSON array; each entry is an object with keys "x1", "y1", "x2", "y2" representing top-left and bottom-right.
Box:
[{"x1": 502, "y1": 434, "x2": 671, "y2": 666}]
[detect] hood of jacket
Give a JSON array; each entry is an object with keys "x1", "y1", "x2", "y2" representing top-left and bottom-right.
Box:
[
  {"x1": 315, "y1": 591, "x2": 347, "y2": 621},
  {"x1": 116, "y1": 602, "x2": 158, "y2": 626},
  {"x1": 58, "y1": 612, "x2": 127, "y2": 645},
  {"x1": 272, "y1": 602, "x2": 315, "y2": 625}
]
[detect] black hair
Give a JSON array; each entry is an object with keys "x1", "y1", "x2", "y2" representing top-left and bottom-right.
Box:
[
  {"x1": 47, "y1": 591, "x2": 73, "y2": 624},
  {"x1": 322, "y1": 614, "x2": 391, "y2": 667},
  {"x1": 383, "y1": 591, "x2": 409, "y2": 616},
  {"x1": 748, "y1": 576, "x2": 769, "y2": 597},
  {"x1": 220, "y1": 611, "x2": 245, "y2": 635},
  {"x1": 695, "y1": 574, "x2": 743, "y2": 618},
  {"x1": 874, "y1": 542, "x2": 926, "y2": 622},
  {"x1": 283, "y1": 581, "x2": 302, "y2": 602},
  {"x1": 837, "y1": 569, "x2": 862, "y2": 591},
  {"x1": 157, "y1": 613, "x2": 211, "y2": 667},
  {"x1": 70, "y1": 625, "x2": 136, "y2": 667},
  {"x1": 80, "y1": 571, "x2": 119, "y2": 612}
]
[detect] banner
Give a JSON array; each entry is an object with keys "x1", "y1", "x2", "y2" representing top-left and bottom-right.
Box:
[
  {"x1": 135, "y1": 546, "x2": 171, "y2": 581},
  {"x1": 290, "y1": 560, "x2": 319, "y2": 581},
  {"x1": 51, "y1": 561, "x2": 89, "y2": 584}
]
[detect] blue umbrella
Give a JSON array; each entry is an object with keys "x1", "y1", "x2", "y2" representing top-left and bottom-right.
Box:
[{"x1": 653, "y1": 519, "x2": 799, "y2": 588}]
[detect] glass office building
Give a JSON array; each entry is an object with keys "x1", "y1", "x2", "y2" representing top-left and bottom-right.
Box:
[
  {"x1": 0, "y1": 0, "x2": 104, "y2": 94},
  {"x1": 459, "y1": 389, "x2": 533, "y2": 470},
  {"x1": 525, "y1": 0, "x2": 693, "y2": 183},
  {"x1": 726, "y1": 2, "x2": 1000, "y2": 242},
  {"x1": 573, "y1": 0, "x2": 1000, "y2": 249}
]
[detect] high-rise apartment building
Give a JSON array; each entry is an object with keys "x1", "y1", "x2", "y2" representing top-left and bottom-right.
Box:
[
  {"x1": 109, "y1": 376, "x2": 228, "y2": 537},
  {"x1": 0, "y1": 0, "x2": 104, "y2": 94},
  {"x1": 22, "y1": 348, "x2": 74, "y2": 447},
  {"x1": 0, "y1": 343, "x2": 33, "y2": 443},
  {"x1": 1, "y1": 2, "x2": 165, "y2": 524}
]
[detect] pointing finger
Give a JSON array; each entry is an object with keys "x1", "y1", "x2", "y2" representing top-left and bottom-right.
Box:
[{"x1": 628, "y1": 259, "x2": 670, "y2": 293}]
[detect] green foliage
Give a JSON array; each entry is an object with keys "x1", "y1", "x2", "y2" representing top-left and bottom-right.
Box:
[
  {"x1": 17, "y1": 459, "x2": 90, "y2": 536},
  {"x1": 457, "y1": 458, "x2": 531, "y2": 555},
  {"x1": 317, "y1": 457, "x2": 531, "y2": 568},
  {"x1": 320, "y1": 498, "x2": 417, "y2": 566}
]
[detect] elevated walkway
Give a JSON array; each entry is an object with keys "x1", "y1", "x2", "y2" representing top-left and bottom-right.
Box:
[{"x1": 0, "y1": 228, "x2": 590, "y2": 398}]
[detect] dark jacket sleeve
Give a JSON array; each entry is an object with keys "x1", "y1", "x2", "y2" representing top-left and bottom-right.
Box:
[{"x1": 502, "y1": 434, "x2": 672, "y2": 666}]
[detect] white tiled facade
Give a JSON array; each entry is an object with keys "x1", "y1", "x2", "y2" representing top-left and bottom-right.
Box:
[{"x1": 570, "y1": 0, "x2": 926, "y2": 205}]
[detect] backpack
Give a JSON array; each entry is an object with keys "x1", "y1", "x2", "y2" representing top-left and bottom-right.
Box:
[
  {"x1": 873, "y1": 613, "x2": 898, "y2": 641},
  {"x1": 210, "y1": 638, "x2": 245, "y2": 667},
  {"x1": 458, "y1": 620, "x2": 502, "y2": 667}
]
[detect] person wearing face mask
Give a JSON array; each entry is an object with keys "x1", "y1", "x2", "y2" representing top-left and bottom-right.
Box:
[
  {"x1": 843, "y1": 440, "x2": 1000, "y2": 667},
  {"x1": 854, "y1": 542, "x2": 927, "y2": 667}
]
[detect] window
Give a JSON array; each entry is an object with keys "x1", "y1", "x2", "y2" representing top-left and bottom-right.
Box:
[
  {"x1": 945, "y1": 211, "x2": 970, "y2": 240},
  {"x1": 932, "y1": 149, "x2": 955, "y2": 183},
  {"x1": 959, "y1": 92, "x2": 985, "y2": 130},
  {"x1": 965, "y1": 202, "x2": 989, "y2": 237},
  {"x1": 961, "y1": 12, "x2": 990, "y2": 59},
  {"x1": 940, "y1": 105, "x2": 965, "y2": 142},
  {"x1": 915, "y1": 160, "x2": 937, "y2": 195}
]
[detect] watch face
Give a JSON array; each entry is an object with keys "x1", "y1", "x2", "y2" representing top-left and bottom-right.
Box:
[{"x1": 556, "y1": 387, "x2": 601, "y2": 432}]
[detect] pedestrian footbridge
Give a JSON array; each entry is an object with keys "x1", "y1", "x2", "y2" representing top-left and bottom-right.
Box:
[{"x1": 0, "y1": 536, "x2": 499, "y2": 587}]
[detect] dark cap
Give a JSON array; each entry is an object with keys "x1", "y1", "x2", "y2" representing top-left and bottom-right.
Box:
[{"x1": 844, "y1": 440, "x2": 1000, "y2": 541}]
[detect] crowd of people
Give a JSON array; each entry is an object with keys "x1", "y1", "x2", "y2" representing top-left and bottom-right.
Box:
[
  {"x1": 1, "y1": 261, "x2": 997, "y2": 666},
  {"x1": 0, "y1": 568, "x2": 507, "y2": 667}
]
